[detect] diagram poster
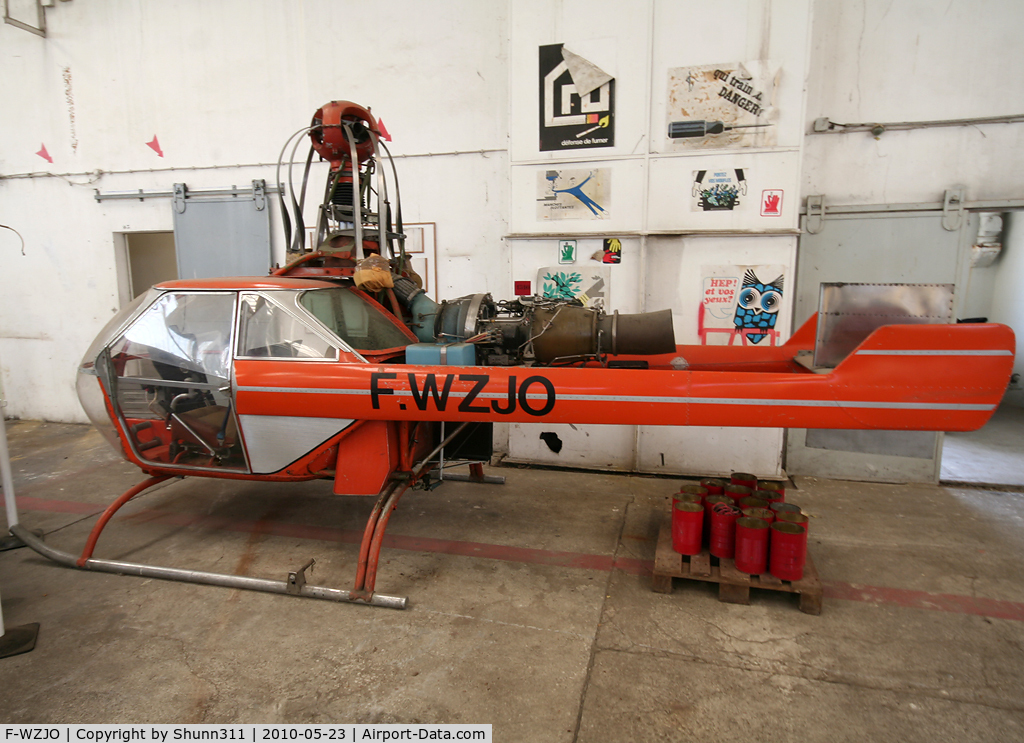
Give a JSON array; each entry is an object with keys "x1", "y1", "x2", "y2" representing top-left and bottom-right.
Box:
[
  {"x1": 537, "y1": 168, "x2": 610, "y2": 220},
  {"x1": 539, "y1": 44, "x2": 615, "y2": 152},
  {"x1": 699, "y1": 265, "x2": 786, "y2": 346},
  {"x1": 537, "y1": 265, "x2": 611, "y2": 309},
  {"x1": 666, "y1": 62, "x2": 778, "y2": 150}
]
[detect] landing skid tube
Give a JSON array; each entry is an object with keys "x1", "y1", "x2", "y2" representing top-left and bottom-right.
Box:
[{"x1": 11, "y1": 422, "x2": 470, "y2": 610}]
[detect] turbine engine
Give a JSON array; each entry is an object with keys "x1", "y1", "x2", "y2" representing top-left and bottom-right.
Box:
[{"x1": 392, "y1": 278, "x2": 676, "y2": 366}]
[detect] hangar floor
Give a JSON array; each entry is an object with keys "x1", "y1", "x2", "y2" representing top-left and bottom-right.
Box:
[
  {"x1": 942, "y1": 404, "x2": 1024, "y2": 487},
  {"x1": 1, "y1": 420, "x2": 1023, "y2": 741}
]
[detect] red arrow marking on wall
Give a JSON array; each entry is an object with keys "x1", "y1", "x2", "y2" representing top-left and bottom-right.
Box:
[
  {"x1": 36, "y1": 143, "x2": 53, "y2": 163},
  {"x1": 146, "y1": 135, "x2": 164, "y2": 157},
  {"x1": 377, "y1": 118, "x2": 392, "y2": 142}
]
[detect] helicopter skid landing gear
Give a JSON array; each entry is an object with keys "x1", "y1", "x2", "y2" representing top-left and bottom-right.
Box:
[{"x1": 12, "y1": 423, "x2": 471, "y2": 610}]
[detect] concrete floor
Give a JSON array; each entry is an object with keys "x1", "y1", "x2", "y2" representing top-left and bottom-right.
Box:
[
  {"x1": 942, "y1": 404, "x2": 1024, "y2": 487},
  {"x1": 1, "y1": 420, "x2": 1024, "y2": 740}
]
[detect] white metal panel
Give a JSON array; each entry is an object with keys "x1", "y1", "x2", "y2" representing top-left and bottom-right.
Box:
[
  {"x1": 644, "y1": 234, "x2": 797, "y2": 346},
  {"x1": 173, "y1": 196, "x2": 271, "y2": 279},
  {"x1": 238, "y1": 414, "x2": 354, "y2": 474},
  {"x1": 788, "y1": 428, "x2": 941, "y2": 484},
  {"x1": 637, "y1": 234, "x2": 796, "y2": 476},
  {"x1": 509, "y1": 0, "x2": 652, "y2": 163},
  {"x1": 506, "y1": 422, "x2": 636, "y2": 471},
  {"x1": 649, "y1": 0, "x2": 812, "y2": 153},
  {"x1": 804, "y1": 0, "x2": 1024, "y2": 204},
  {"x1": 639, "y1": 425, "x2": 783, "y2": 479},
  {"x1": 794, "y1": 213, "x2": 967, "y2": 325},
  {"x1": 989, "y1": 213, "x2": 1024, "y2": 405},
  {"x1": 0, "y1": 2, "x2": 510, "y2": 175},
  {"x1": 505, "y1": 236, "x2": 642, "y2": 468},
  {"x1": 646, "y1": 150, "x2": 802, "y2": 232},
  {"x1": 382, "y1": 153, "x2": 510, "y2": 301},
  {"x1": 507, "y1": 237, "x2": 642, "y2": 313},
  {"x1": 509, "y1": 159, "x2": 646, "y2": 235}
]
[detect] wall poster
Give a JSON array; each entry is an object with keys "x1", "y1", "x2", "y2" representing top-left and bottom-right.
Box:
[
  {"x1": 538, "y1": 265, "x2": 611, "y2": 309},
  {"x1": 666, "y1": 63, "x2": 778, "y2": 150},
  {"x1": 699, "y1": 265, "x2": 786, "y2": 346},
  {"x1": 692, "y1": 168, "x2": 749, "y2": 212},
  {"x1": 537, "y1": 168, "x2": 610, "y2": 220},
  {"x1": 601, "y1": 238, "x2": 621, "y2": 264},
  {"x1": 539, "y1": 44, "x2": 615, "y2": 152}
]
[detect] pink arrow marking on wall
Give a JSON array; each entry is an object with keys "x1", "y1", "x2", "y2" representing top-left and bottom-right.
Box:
[
  {"x1": 36, "y1": 143, "x2": 53, "y2": 163},
  {"x1": 146, "y1": 135, "x2": 164, "y2": 157}
]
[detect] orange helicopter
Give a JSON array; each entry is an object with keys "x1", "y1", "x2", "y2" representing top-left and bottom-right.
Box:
[{"x1": 9, "y1": 102, "x2": 1014, "y2": 609}]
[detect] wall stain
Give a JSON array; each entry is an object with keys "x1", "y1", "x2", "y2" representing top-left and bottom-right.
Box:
[{"x1": 62, "y1": 66, "x2": 77, "y2": 153}]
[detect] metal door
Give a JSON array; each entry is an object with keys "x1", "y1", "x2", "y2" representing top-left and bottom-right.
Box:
[
  {"x1": 787, "y1": 208, "x2": 976, "y2": 482},
  {"x1": 172, "y1": 181, "x2": 272, "y2": 279}
]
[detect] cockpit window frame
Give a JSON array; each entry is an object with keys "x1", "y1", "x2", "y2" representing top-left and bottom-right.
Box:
[
  {"x1": 298, "y1": 286, "x2": 417, "y2": 358},
  {"x1": 111, "y1": 290, "x2": 239, "y2": 383},
  {"x1": 102, "y1": 289, "x2": 253, "y2": 475},
  {"x1": 234, "y1": 290, "x2": 354, "y2": 363}
]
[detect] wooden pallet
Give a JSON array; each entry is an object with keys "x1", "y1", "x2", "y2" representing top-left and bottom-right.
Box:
[{"x1": 652, "y1": 517, "x2": 822, "y2": 615}]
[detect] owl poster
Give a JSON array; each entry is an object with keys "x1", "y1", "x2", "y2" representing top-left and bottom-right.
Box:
[{"x1": 699, "y1": 264, "x2": 787, "y2": 346}]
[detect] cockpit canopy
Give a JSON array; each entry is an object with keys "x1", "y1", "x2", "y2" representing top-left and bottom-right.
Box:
[{"x1": 77, "y1": 282, "x2": 415, "y2": 469}]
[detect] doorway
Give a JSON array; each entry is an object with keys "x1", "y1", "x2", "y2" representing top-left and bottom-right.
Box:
[
  {"x1": 939, "y1": 212, "x2": 1024, "y2": 487},
  {"x1": 115, "y1": 231, "x2": 178, "y2": 305}
]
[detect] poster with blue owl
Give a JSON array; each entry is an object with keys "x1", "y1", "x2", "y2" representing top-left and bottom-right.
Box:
[{"x1": 699, "y1": 265, "x2": 787, "y2": 346}]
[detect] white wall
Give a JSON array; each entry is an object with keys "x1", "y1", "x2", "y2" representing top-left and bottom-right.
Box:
[
  {"x1": 804, "y1": 0, "x2": 1024, "y2": 204},
  {"x1": 0, "y1": 0, "x2": 509, "y2": 422},
  {"x1": 509, "y1": 0, "x2": 811, "y2": 236},
  {"x1": 503, "y1": 0, "x2": 810, "y2": 475},
  {"x1": 802, "y1": 0, "x2": 1024, "y2": 410},
  {"x1": 3, "y1": 0, "x2": 1023, "y2": 473},
  {"x1": 990, "y1": 213, "x2": 1024, "y2": 406}
]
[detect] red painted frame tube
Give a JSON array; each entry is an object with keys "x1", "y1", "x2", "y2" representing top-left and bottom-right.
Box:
[
  {"x1": 360, "y1": 481, "x2": 414, "y2": 595},
  {"x1": 352, "y1": 421, "x2": 470, "y2": 599},
  {"x1": 77, "y1": 475, "x2": 172, "y2": 566},
  {"x1": 352, "y1": 481, "x2": 401, "y2": 592}
]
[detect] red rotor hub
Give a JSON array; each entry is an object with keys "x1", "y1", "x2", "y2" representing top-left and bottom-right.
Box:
[{"x1": 309, "y1": 100, "x2": 378, "y2": 169}]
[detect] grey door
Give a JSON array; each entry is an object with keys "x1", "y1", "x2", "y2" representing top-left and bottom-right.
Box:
[
  {"x1": 787, "y1": 210, "x2": 976, "y2": 483},
  {"x1": 172, "y1": 181, "x2": 272, "y2": 279}
]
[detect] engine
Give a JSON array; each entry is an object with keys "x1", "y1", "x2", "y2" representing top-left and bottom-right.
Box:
[{"x1": 391, "y1": 277, "x2": 676, "y2": 366}]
